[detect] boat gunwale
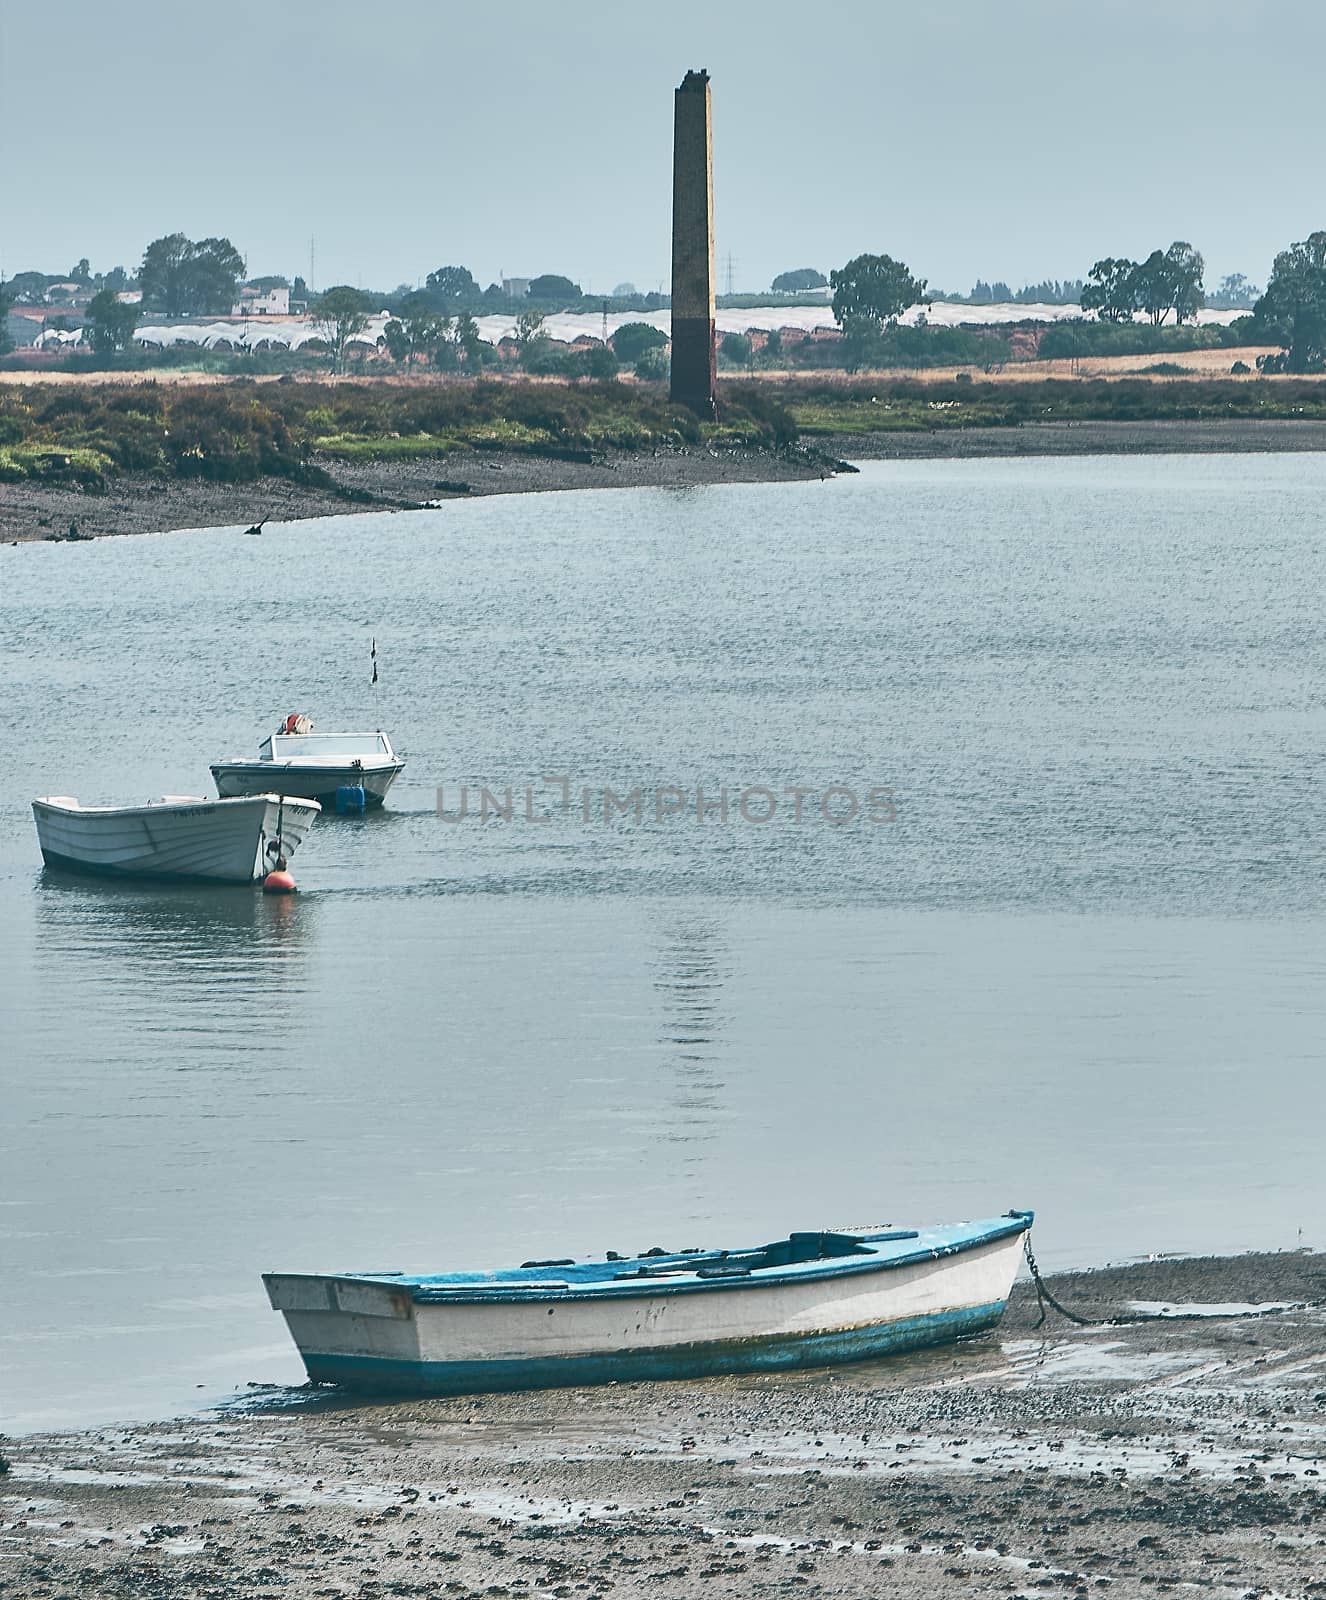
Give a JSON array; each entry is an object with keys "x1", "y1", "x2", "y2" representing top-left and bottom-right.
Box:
[
  {"x1": 32, "y1": 793, "x2": 323, "y2": 820},
  {"x1": 210, "y1": 758, "x2": 405, "y2": 774},
  {"x1": 268, "y1": 1214, "x2": 1033, "y2": 1308}
]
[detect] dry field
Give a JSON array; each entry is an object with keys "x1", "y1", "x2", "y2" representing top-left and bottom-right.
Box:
[{"x1": 0, "y1": 348, "x2": 1306, "y2": 390}]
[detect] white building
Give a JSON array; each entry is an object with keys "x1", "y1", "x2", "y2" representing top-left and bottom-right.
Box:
[{"x1": 232, "y1": 284, "x2": 290, "y2": 317}]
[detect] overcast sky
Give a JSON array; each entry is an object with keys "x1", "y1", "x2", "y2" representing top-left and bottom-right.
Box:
[{"x1": 2, "y1": 0, "x2": 1321, "y2": 297}]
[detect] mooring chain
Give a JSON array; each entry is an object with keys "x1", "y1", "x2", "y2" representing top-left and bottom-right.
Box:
[
  {"x1": 1022, "y1": 1230, "x2": 1326, "y2": 1331},
  {"x1": 1023, "y1": 1231, "x2": 1100, "y2": 1329}
]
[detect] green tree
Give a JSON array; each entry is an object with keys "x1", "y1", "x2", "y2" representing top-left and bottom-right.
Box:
[
  {"x1": 771, "y1": 267, "x2": 826, "y2": 293},
  {"x1": 384, "y1": 290, "x2": 449, "y2": 368},
  {"x1": 1080, "y1": 258, "x2": 1138, "y2": 323},
  {"x1": 720, "y1": 330, "x2": 753, "y2": 367},
  {"x1": 0, "y1": 282, "x2": 13, "y2": 356},
  {"x1": 1165, "y1": 241, "x2": 1205, "y2": 324},
  {"x1": 71, "y1": 257, "x2": 92, "y2": 285},
  {"x1": 85, "y1": 288, "x2": 139, "y2": 354},
  {"x1": 527, "y1": 273, "x2": 581, "y2": 304},
  {"x1": 611, "y1": 321, "x2": 667, "y2": 365},
  {"x1": 424, "y1": 264, "x2": 479, "y2": 308},
  {"x1": 454, "y1": 311, "x2": 484, "y2": 367},
  {"x1": 830, "y1": 254, "x2": 927, "y2": 335},
  {"x1": 763, "y1": 328, "x2": 784, "y2": 363},
  {"x1": 1112, "y1": 243, "x2": 1204, "y2": 327},
  {"x1": 1253, "y1": 231, "x2": 1326, "y2": 371},
  {"x1": 1130, "y1": 250, "x2": 1173, "y2": 325},
  {"x1": 1214, "y1": 272, "x2": 1258, "y2": 310},
  {"x1": 140, "y1": 233, "x2": 245, "y2": 315},
  {"x1": 313, "y1": 285, "x2": 372, "y2": 373},
  {"x1": 515, "y1": 308, "x2": 546, "y2": 350},
  {"x1": 382, "y1": 319, "x2": 410, "y2": 364},
  {"x1": 584, "y1": 345, "x2": 618, "y2": 379},
  {"x1": 634, "y1": 345, "x2": 669, "y2": 380}
]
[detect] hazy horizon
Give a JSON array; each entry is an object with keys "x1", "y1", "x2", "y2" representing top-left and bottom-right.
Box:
[{"x1": 2, "y1": 0, "x2": 1322, "y2": 298}]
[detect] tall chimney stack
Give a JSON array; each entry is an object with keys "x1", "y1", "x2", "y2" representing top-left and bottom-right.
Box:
[{"x1": 670, "y1": 69, "x2": 716, "y2": 416}]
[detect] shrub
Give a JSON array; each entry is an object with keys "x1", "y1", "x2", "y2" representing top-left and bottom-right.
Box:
[
  {"x1": 611, "y1": 322, "x2": 668, "y2": 365},
  {"x1": 635, "y1": 346, "x2": 669, "y2": 380}
]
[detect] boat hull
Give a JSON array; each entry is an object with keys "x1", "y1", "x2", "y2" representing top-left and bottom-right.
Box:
[
  {"x1": 266, "y1": 1221, "x2": 1027, "y2": 1395},
  {"x1": 211, "y1": 761, "x2": 402, "y2": 810},
  {"x1": 33, "y1": 794, "x2": 320, "y2": 884}
]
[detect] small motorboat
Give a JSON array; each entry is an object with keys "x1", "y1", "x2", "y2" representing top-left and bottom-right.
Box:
[
  {"x1": 264, "y1": 1211, "x2": 1032, "y2": 1395},
  {"x1": 210, "y1": 715, "x2": 404, "y2": 810},
  {"x1": 32, "y1": 792, "x2": 320, "y2": 884}
]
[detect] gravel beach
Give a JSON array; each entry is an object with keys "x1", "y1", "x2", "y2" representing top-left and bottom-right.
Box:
[{"x1": 6, "y1": 1252, "x2": 1326, "y2": 1599}]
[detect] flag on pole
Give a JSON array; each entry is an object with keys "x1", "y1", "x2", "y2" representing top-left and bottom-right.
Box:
[{"x1": 371, "y1": 637, "x2": 378, "y2": 685}]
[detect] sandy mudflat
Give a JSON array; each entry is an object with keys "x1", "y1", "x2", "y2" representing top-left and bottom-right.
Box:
[{"x1": 4, "y1": 1252, "x2": 1326, "y2": 1598}]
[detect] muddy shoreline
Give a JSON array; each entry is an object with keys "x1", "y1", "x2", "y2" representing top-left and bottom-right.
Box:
[
  {"x1": 8, "y1": 418, "x2": 1326, "y2": 545},
  {"x1": 831, "y1": 416, "x2": 1326, "y2": 459},
  {"x1": 5, "y1": 1251, "x2": 1326, "y2": 1597},
  {"x1": 0, "y1": 443, "x2": 834, "y2": 545}
]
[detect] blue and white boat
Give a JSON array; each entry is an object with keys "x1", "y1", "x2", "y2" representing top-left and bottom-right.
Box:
[
  {"x1": 211, "y1": 718, "x2": 404, "y2": 810},
  {"x1": 264, "y1": 1211, "x2": 1032, "y2": 1395}
]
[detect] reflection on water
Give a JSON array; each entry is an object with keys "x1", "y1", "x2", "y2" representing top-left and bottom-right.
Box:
[
  {"x1": 34, "y1": 876, "x2": 311, "y2": 1030},
  {"x1": 652, "y1": 918, "x2": 729, "y2": 1154}
]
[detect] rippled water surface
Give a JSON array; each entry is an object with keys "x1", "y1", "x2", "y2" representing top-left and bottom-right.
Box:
[{"x1": 3, "y1": 456, "x2": 1325, "y2": 1431}]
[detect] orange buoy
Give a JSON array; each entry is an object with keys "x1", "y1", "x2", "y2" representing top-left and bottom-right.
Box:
[{"x1": 262, "y1": 854, "x2": 297, "y2": 894}]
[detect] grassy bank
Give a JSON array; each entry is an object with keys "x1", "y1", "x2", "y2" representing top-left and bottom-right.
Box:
[
  {"x1": 0, "y1": 380, "x2": 798, "y2": 491},
  {"x1": 6, "y1": 374, "x2": 1326, "y2": 494},
  {"x1": 783, "y1": 374, "x2": 1326, "y2": 436}
]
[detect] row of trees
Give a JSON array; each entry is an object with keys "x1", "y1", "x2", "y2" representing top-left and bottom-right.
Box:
[
  {"x1": 1080, "y1": 244, "x2": 1206, "y2": 325},
  {"x1": 956, "y1": 278, "x2": 1085, "y2": 305}
]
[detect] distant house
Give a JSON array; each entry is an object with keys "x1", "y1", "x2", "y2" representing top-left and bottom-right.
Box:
[
  {"x1": 44, "y1": 282, "x2": 86, "y2": 307},
  {"x1": 114, "y1": 290, "x2": 144, "y2": 305},
  {"x1": 501, "y1": 277, "x2": 531, "y2": 300},
  {"x1": 231, "y1": 284, "x2": 290, "y2": 317}
]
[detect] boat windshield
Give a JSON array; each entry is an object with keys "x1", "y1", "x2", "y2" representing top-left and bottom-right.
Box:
[{"x1": 268, "y1": 733, "x2": 391, "y2": 759}]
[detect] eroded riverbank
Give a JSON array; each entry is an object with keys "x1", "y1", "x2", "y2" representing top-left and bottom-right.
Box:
[{"x1": 5, "y1": 1252, "x2": 1326, "y2": 1598}]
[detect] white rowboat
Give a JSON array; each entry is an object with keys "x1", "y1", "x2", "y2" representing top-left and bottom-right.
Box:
[
  {"x1": 32, "y1": 793, "x2": 320, "y2": 883},
  {"x1": 265, "y1": 1212, "x2": 1033, "y2": 1395}
]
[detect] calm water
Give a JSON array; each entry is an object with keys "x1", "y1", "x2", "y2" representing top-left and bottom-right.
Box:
[{"x1": 3, "y1": 455, "x2": 1325, "y2": 1432}]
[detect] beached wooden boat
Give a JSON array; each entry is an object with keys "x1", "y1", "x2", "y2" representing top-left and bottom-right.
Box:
[
  {"x1": 32, "y1": 793, "x2": 320, "y2": 883},
  {"x1": 211, "y1": 718, "x2": 404, "y2": 810},
  {"x1": 264, "y1": 1212, "x2": 1032, "y2": 1395}
]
